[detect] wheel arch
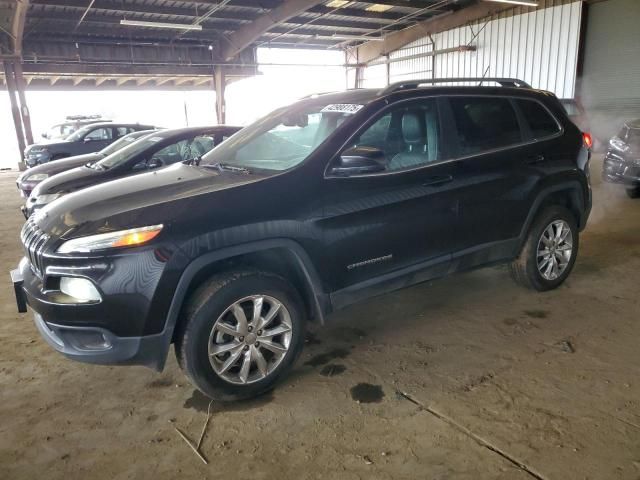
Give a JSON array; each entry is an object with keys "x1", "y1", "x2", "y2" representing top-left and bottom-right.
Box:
[
  {"x1": 518, "y1": 181, "x2": 587, "y2": 251},
  {"x1": 154, "y1": 239, "x2": 329, "y2": 371}
]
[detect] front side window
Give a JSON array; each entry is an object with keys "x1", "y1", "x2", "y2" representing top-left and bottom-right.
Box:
[
  {"x1": 449, "y1": 97, "x2": 522, "y2": 155},
  {"x1": 200, "y1": 101, "x2": 363, "y2": 171},
  {"x1": 342, "y1": 99, "x2": 440, "y2": 172},
  {"x1": 516, "y1": 99, "x2": 560, "y2": 139},
  {"x1": 84, "y1": 127, "x2": 112, "y2": 141}
]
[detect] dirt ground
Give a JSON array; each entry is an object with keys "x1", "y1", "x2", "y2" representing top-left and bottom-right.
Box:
[{"x1": 1, "y1": 155, "x2": 638, "y2": 480}]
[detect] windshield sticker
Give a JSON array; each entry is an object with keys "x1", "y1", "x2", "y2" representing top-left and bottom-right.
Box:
[{"x1": 321, "y1": 104, "x2": 364, "y2": 115}]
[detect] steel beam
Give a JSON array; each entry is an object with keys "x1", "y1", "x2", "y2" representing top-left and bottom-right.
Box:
[
  {"x1": 352, "y1": 3, "x2": 514, "y2": 64},
  {"x1": 221, "y1": 0, "x2": 323, "y2": 61},
  {"x1": 3, "y1": 61, "x2": 26, "y2": 163},
  {"x1": 13, "y1": 61, "x2": 33, "y2": 145},
  {"x1": 214, "y1": 66, "x2": 226, "y2": 124}
]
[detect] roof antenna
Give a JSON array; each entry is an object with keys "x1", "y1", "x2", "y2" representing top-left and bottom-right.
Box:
[{"x1": 478, "y1": 66, "x2": 490, "y2": 87}]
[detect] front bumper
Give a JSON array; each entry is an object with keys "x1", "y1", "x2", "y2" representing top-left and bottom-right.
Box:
[{"x1": 10, "y1": 246, "x2": 183, "y2": 371}]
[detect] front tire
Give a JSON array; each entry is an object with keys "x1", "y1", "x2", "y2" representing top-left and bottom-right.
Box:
[
  {"x1": 175, "y1": 270, "x2": 306, "y2": 401},
  {"x1": 626, "y1": 187, "x2": 640, "y2": 199},
  {"x1": 510, "y1": 206, "x2": 579, "y2": 291}
]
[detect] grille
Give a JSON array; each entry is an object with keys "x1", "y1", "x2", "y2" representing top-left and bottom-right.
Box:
[{"x1": 20, "y1": 220, "x2": 50, "y2": 277}]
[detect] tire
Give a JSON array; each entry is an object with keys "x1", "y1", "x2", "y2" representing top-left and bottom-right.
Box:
[
  {"x1": 175, "y1": 270, "x2": 306, "y2": 401},
  {"x1": 510, "y1": 206, "x2": 579, "y2": 291},
  {"x1": 626, "y1": 187, "x2": 640, "y2": 199}
]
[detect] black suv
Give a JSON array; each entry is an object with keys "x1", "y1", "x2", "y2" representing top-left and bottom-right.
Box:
[
  {"x1": 11, "y1": 78, "x2": 592, "y2": 401},
  {"x1": 602, "y1": 120, "x2": 640, "y2": 198},
  {"x1": 24, "y1": 122, "x2": 155, "y2": 167}
]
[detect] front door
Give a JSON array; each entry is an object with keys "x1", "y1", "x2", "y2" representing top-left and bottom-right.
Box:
[{"x1": 320, "y1": 98, "x2": 459, "y2": 293}]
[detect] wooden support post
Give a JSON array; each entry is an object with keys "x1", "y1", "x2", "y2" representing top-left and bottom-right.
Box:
[
  {"x1": 3, "y1": 61, "x2": 27, "y2": 165},
  {"x1": 214, "y1": 67, "x2": 226, "y2": 125},
  {"x1": 13, "y1": 62, "x2": 33, "y2": 145}
]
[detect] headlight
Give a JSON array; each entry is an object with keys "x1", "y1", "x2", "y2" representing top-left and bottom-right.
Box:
[
  {"x1": 27, "y1": 173, "x2": 49, "y2": 182},
  {"x1": 57, "y1": 224, "x2": 163, "y2": 254},
  {"x1": 609, "y1": 137, "x2": 629, "y2": 153},
  {"x1": 34, "y1": 193, "x2": 62, "y2": 205}
]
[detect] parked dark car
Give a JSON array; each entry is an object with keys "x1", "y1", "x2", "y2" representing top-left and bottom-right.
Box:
[
  {"x1": 40, "y1": 115, "x2": 109, "y2": 140},
  {"x1": 24, "y1": 122, "x2": 155, "y2": 168},
  {"x1": 602, "y1": 119, "x2": 640, "y2": 198},
  {"x1": 17, "y1": 129, "x2": 157, "y2": 198},
  {"x1": 24, "y1": 125, "x2": 241, "y2": 216},
  {"x1": 11, "y1": 79, "x2": 591, "y2": 402}
]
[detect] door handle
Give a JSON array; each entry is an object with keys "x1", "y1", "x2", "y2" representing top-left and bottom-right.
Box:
[
  {"x1": 527, "y1": 154, "x2": 545, "y2": 164},
  {"x1": 422, "y1": 174, "x2": 453, "y2": 187}
]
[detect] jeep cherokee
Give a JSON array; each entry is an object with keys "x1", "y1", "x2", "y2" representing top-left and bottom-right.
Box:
[{"x1": 11, "y1": 78, "x2": 592, "y2": 401}]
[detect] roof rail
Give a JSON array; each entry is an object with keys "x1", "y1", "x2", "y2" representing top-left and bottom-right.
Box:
[{"x1": 381, "y1": 77, "x2": 532, "y2": 94}]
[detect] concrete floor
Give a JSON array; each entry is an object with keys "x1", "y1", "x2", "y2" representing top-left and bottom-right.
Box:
[{"x1": 1, "y1": 156, "x2": 639, "y2": 480}]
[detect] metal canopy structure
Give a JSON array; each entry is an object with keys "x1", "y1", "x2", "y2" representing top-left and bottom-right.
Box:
[{"x1": 1, "y1": 0, "x2": 480, "y2": 89}]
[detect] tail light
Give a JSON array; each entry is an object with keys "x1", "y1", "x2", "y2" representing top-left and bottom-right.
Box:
[{"x1": 583, "y1": 132, "x2": 593, "y2": 150}]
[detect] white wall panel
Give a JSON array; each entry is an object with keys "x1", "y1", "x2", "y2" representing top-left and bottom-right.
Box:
[{"x1": 360, "y1": 0, "x2": 582, "y2": 99}]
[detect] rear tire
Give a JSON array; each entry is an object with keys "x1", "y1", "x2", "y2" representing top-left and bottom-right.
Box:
[
  {"x1": 626, "y1": 187, "x2": 640, "y2": 199},
  {"x1": 510, "y1": 206, "x2": 579, "y2": 291},
  {"x1": 175, "y1": 270, "x2": 306, "y2": 401}
]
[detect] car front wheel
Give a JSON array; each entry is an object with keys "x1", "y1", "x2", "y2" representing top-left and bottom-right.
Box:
[
  {"x1": 626, "y1": 187, "x2": 640, "y2": 199},
  {"x1": 175, "y1": 270, "x2": 306, "y2": 401},
  {"x1": 510, "y1": 206, "x2": 579, "y2": 291}
]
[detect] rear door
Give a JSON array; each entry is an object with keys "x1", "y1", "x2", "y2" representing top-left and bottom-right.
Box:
[
  {"x1": 321, "y1": 98, "x2": 459, "y2": 291},
  {"x1": 444, "y1": 95, "x2": 542, "y2": 259}
]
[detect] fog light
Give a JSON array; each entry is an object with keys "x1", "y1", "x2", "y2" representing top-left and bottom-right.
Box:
[{"x1": 60, "y1": 277, "x2": 102, "y2": 303}]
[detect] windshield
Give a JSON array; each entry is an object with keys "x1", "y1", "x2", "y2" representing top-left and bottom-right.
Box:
[
  {"x1": 95, "y1": 132, "x2": 166, "y2": 169},
  {"x1": 199, "y1": 101, "x2": 363, "y2": 171},
  {"x1": 99, "y1": 130, "x2": 154, "y2": 156}
]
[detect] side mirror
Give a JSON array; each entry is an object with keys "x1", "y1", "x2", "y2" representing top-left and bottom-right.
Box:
[
  {"x1": 329, "y1": 146, "x2": 386, "y2": 177},
  {"x1": 148, "y1": 157, "x2": 164, "y2": 169},
  {"x1": 41, "y1": 133, "x2": 48, "y2": 139}
]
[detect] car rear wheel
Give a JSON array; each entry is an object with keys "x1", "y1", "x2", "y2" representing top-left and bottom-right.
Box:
[
  {"x1": 175, "y1": 270, "x2": 306, "y2": 401},
  {"x1": 626, "y1": 187, "x2": 640, "y2": 199},
  {"x1": 510, "y1": 206, "x2": 579, "y2": 291}
]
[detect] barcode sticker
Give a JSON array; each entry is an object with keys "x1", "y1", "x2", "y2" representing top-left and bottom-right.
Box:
[{"x1": 321, "y1": 104, "x2": 364, "y2": 114}]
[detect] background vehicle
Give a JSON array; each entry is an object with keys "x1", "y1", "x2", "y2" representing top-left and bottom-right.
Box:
[
  {"x1": 24, "y1": 122, "x2": 155, "y2": 168},
  {"x1": 25, "y1": 125, "x2": 241, "y2": 215},
  {"x1": 12, "y1": 80, "x2": 591, "y2": 402},
  {"x1": 602, "y1": 119, "x2": 640, "y2": 198},
  {"x1": 17, "y1": 129, "x2": 157, "y2": 199},
  {"x1": 40, "y1": 115, "x2": 109, "y2": 140}
]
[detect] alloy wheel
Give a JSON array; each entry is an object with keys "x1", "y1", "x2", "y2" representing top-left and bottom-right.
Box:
[
  {"x1": 536, "y1": 219, "x2": 573, "y2": 281},
  {"x1": 208, "y1": 295, "x2": 292, "y2": 385}
]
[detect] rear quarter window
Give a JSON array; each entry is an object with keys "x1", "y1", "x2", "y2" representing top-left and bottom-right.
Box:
[
  {"x1": 516, "y1": 99, "x2": 561, "y2": 139},
  {"x1": 449, "y1": 97, "x2": 522, "y2": 156}
]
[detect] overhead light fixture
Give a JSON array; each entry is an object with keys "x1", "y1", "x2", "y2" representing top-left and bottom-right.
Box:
[
  {"x1": 120, "y1": 19, "x2": 203, "y2": 31},
  {"x1": 483, "y1": 0, "x2": 539, "y2": 6},
  {"x1": 326, "y1": 0, "x2": 350, "y2": 8},
  {"x1": 366, "y1": 4, "x2": 393, "y2": 12},
  {"x1": 331, "y1": 34, "x2": 385, "y2": 42}
]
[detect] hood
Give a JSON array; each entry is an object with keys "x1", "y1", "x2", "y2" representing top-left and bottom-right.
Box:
[
  {"x1": 21, "y1": 153, "x2": 104, "y2": 180},
  {"x1": 26, "y1": 138, "x2": 71, "y2": 151},
  {"x1": 31, "y1": 164, "x2": 104, "y2": 197},
  {"x1": 33, "y1": 163, "x2": 269, "y2": 236}
]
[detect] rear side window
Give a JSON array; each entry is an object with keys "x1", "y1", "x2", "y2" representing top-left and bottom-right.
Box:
[
  {"x1": 449, "y1": 97, "x2": 522, "y2": 155},
  {"x1": 516, "y1": 99, "x2": 560, "y2": 139}
]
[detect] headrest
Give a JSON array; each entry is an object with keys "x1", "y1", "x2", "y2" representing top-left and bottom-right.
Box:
[{"x1": 402, "y1": 111, "x2": 425, "y2": 145}]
